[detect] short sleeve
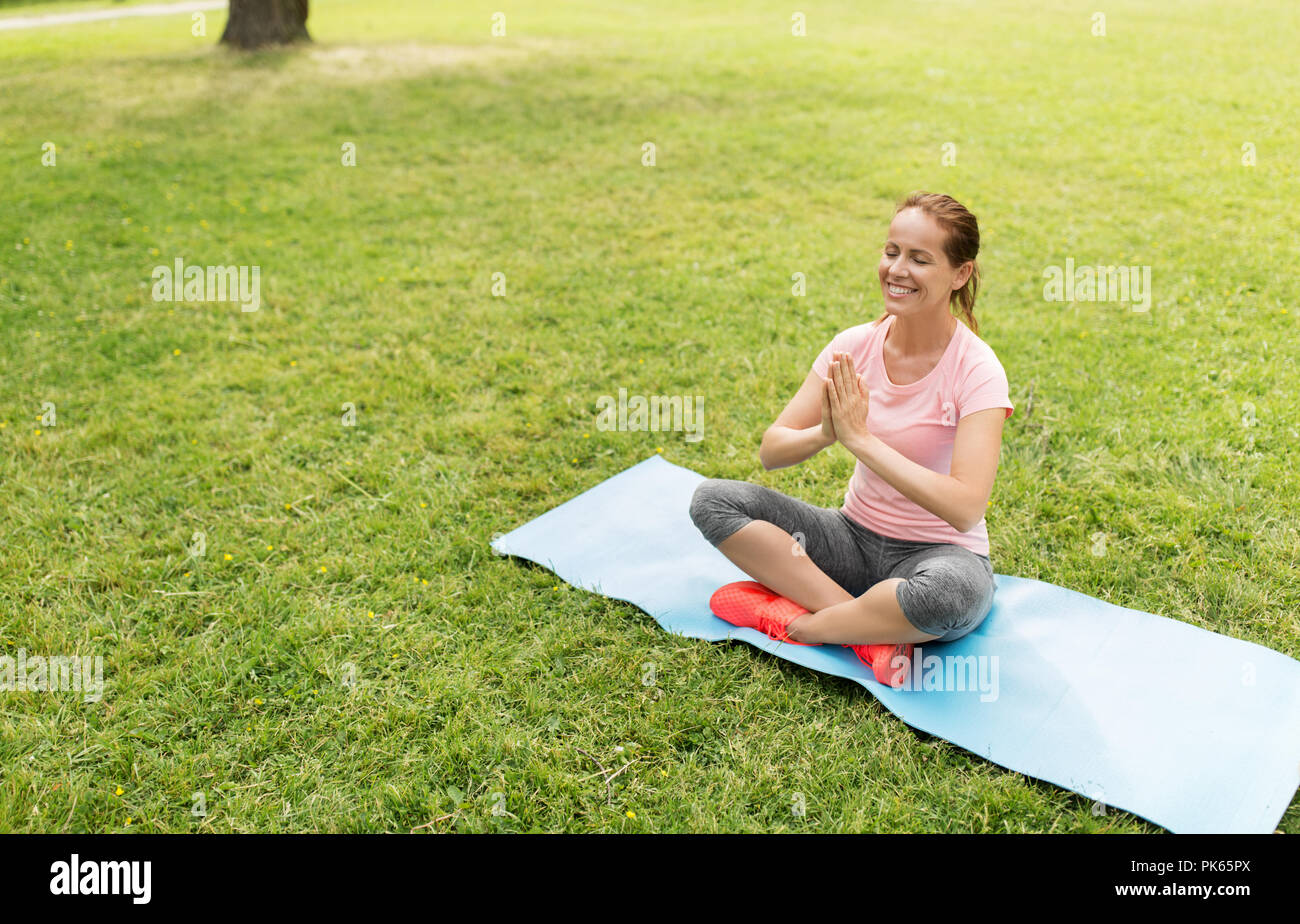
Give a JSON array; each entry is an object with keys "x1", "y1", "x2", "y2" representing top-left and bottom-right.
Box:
[
  {"x1": 958, "y1": 355, "x2": 1014, "y2": 420},
  {"x1": 811, "y1": 323, "x2": 878, "y2": 379},
  {"x1": 811, "y1": 330, "x2": 845, "y2": 380}
]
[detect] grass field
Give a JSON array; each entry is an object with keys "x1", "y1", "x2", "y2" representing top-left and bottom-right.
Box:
[{"x1": 1, "y1": 0, "x2": 1297, "y2": 833}]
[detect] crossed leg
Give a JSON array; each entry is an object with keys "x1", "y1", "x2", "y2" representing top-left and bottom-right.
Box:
[{"x1": 715, "y1": 520, "x2": 943, "y2": 646}]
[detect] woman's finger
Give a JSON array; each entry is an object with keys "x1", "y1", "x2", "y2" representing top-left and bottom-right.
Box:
[{"x1": 821, "y1": 378, "x2": 835, "y2": 436}]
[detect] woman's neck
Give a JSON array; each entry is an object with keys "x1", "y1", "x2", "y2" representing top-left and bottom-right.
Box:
[{"x1": 885, "y1": 310, "x2": 958, "y2": 356}]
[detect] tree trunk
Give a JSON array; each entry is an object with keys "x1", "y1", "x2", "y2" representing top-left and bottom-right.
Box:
[{"x1": 220, "y1": 0, "x2": 310, "y2": 50}]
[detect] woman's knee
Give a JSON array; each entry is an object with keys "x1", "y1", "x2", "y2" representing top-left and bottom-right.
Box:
[
  {"x1": 689, "y1": 478, "x2": 753, "y2": 544},
  {"x1": 689, "y1": 479, "x2": 723, "y2": 526},
  {"x1": 895, "y1": 554, "x2": 994, "y2": 637}
]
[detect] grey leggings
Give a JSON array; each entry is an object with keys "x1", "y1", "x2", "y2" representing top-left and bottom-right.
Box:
[{"x1": 689, "y1": 478, "x2": 996, "y2": 642}]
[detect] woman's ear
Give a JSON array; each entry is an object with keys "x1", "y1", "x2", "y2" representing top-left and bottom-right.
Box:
[{"x1": 953, "y1": 260, "x2": 974, "y2": 290}]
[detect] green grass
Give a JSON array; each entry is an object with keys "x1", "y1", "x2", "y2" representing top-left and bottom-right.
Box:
[{"x1": 1, "y1": 0, "x2": 1298, "y2": 833}]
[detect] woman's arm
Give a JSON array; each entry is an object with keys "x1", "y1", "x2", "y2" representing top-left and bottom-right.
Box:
[
  {"x1": 826, "y1": 351, "x2": 1004, "y2": 532},
  {"x1": 841, "y1": 408, "x2": 1006, "y2": 532},
  {"x1": 759, "y1": 368, "x2": 837, "y2": 471}
]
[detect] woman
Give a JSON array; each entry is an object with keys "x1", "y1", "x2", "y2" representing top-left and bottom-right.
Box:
[{"x1": 688, "y1": 192, "x2": 1013, "y2": 687}]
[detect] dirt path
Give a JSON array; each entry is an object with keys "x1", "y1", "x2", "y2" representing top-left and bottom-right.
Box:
[{"x1": 0, "y1": 1, "x2": 224, "y2": 32}]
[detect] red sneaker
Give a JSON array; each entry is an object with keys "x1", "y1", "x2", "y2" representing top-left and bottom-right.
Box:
[
  {"x1": 851, "y1": 643, "x2": 913, "y2": 688},
  {"x1": 709, "y1": 581, "x2": 819, "y2": 646}
]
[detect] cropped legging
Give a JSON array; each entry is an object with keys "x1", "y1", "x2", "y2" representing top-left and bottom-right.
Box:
[{"x1": 688, "y1": 478, "x2": 996, "y2": 642}]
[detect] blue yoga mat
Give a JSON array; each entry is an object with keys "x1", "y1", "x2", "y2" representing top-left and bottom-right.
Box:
[{"x1": 491, "y1": 454, "x2": 1300, "y2": 833}]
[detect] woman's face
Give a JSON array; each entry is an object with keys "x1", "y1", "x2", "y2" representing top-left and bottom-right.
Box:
[{"x1": 877, "y1": 207, "x2": 971, "y2": 316}]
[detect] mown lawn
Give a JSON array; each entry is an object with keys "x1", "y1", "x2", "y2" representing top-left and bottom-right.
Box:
[{"x1": 1, "y1": 0, "x2": 1297, "y2": 832}]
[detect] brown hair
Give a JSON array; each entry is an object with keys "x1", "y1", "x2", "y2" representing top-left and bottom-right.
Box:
[{"x1": 874, "y1": 191, "x2": 981, "y2": 336}]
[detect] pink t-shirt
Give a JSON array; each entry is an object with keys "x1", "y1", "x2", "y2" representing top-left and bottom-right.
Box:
[{"x1": 811, "y1": 314, "x2": 1013, "y2": 556}]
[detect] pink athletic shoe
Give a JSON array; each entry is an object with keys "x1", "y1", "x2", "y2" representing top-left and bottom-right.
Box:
[
  {"x1": 709, "y1": 581, "x2": 819, "y2": 646},
  {"x1": 851, "y1": 643, "x2": 913, "y2": 688}
]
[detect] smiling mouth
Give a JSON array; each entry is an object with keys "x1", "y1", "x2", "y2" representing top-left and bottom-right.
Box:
[{"x1": 887, "y1": 283, "x2": 917, "y2": 296}]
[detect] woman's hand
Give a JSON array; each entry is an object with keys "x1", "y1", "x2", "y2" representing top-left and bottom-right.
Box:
[
  {"x1": 819, "y1": 373, "x2": 837, "y2": 444},
  {"x1": 826, "y1": 351, "x2": 871, "y2": 451}
]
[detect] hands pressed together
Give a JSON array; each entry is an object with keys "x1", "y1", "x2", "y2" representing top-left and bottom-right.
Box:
[{"x1": 820, "y1": 351, "x2": 871, "y2": 450}]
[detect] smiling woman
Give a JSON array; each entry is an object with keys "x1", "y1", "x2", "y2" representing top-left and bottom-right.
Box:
[
  {"x1": 689, "y1": 192, "x2": 1013, "y2": 687},
  {"x1": 872, "y1": 191, "x2": 983, "y2": 338}
]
